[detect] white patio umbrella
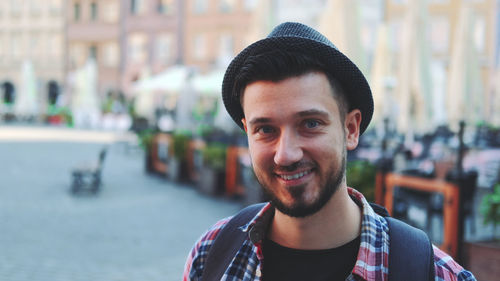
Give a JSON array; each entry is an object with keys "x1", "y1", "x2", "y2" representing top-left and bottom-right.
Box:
[
  {"x1": 370, "y1": 23, "x2": 396, "y2": 127},
  {"x1": 395, "y1": 0, "x2": 433, "y2": 134},
  {"x1": 191, "y1": 69, "x2": 225, "y2": 97},
  {"x1": 191, "y1": 69, "x2": 237, "y2": 132},
  {"x1": 133, "y1": 67, "x2": 155, "y2": 121},
  {"x1": 14, "y1": 60, "x2": 38, "y2": 118},
  {"x1": 318, "y1": 0, "x2": 367, "y2": 75},
  {"x1": 72, "y1": 58, "x2": 100, "y2": 128},
  {"x1": 446, "y1": 3, "x2": 484, "y2": 130},
  {"x1": 132, "y1": 65, "x2": 191, "y2": 93}
]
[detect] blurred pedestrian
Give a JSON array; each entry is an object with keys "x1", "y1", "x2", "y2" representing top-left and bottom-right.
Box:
[{"x1": 183, "y1": 22, "x2": 476, "y2": 281}]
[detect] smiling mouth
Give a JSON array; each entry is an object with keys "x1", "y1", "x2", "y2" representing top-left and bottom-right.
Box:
[{"x1": 277, "y1": 169, "x2": 312, "y2": 181}]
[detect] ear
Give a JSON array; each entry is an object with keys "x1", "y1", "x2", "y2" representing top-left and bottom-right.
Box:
[
  {"x1": 345, "y1": 109, "x2": 361, "y2": 151},
  {"x1": 241, "y1": 118, "x2": 248, "y2": 133}
]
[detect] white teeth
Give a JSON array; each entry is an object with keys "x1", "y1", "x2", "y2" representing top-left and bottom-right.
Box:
[{"x1": 280, "y1": 170, "x2": 310, "y2": 180}]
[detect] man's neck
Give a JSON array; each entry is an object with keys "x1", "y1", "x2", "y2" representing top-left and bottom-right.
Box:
[{"x1": 267, "y1": 186, "x2": 362, "y2": 250}]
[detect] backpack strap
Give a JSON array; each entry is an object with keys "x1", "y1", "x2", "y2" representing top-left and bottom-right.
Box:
[
  {"x1": 201, "y1": 203, "x2": 266, "y2": 281},
  {"x1": 386, "y1": 217, "x2": 435, "y2": 281},
  {"x1": 201, "y1": 202, "x2": 435, "y2": 281}
]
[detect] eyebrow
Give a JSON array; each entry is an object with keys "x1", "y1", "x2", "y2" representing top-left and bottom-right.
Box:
[
  {"x1": 296, "y1": 109, "x2": 330, "y2": 118},
  {"x1": 248, "y1": 117, "x2": 273, "y2": 127},
  {"x1": 248, "y1": 109, "x2": 330, "y2": 126}
]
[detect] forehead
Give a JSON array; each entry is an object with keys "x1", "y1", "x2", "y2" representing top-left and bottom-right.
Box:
[{"x1": 241, "y1": 72, "x2": 340, "y2": 121}]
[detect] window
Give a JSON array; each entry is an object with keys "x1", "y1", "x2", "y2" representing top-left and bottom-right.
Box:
[
  {"x1": 74, "y1": 2, "x2": 81, "y2": 21},
  {"x1": 30, "y1": 0, "x2": 42, "y2": 15},
  {"x1": 429, "y1": 16, "x2": 449, "y2": 53},
  {"x1": 103, "y1": 42, "x2": 119, "y2": 66},
  {"x1": 0, "y1": 33, "x2": 5, "y2": 58},
  {"x1": 11, "y1": 32, "x2": 22, "y2": 58},
  {"x1": 157, "y1": 0, "x2": 175, "y2": 14},
  {"x1": 218, "y1": 33, "x2": 233, "y2": 57},
  {"x1": 243, "y1": 0, "x2": 257, "y2": 11},
  {"x1": 473, "y1": 16, "x2": 486, "y2": 53},
  {"x1": 29, "y1": 32, "x2": 40, "y2": 57},
  {"x1": 90, "y1": 2, "x2": 98, "y2": 21},
  {"x1": 131, "y1": 0, "x2": 137, "y2": 14},
  {"x1": 193, "y1": 33, "x2": 207, "y2": 59},
  {"x1": 49, "y1": 0, "x2": 62, "y2": 15},
  {"x1": 388, "y1": 19, "x2": 403, "y2": 53},
  {"x1": 219, "y1": 0, "x2": 235, "y2": 13},
  {"x1": 70, "y1": 44, "x2": 86, "y2": 67},
  {"x1": 128, "y1": 33, "x2": 148, "y2": 62},
  {"x1": 155, "y1": 34, "x2": 173, "y2": 62},
  {"x1": 193, "y1": 0, "x2": 208, "y2": 14},
  {"x1": 131, "y1": 0, "x2": 145, "y2": 15},
  {"x1": 102, "y1": 1, "x2": 119, "y2": 22},
  {"x1": 89, "y1": 45, "x2": 98, "y2": 60},
  {"x1": 48, "y1": 33, "x2": 62, "y2": 57},
  {"x1": 10, "y1": 0, "x2": 22, "y2": 15}
]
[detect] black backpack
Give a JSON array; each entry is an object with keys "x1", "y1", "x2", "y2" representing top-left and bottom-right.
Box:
[{"x1": 201, "y1": 203, "x2": 435, "y2": 281}]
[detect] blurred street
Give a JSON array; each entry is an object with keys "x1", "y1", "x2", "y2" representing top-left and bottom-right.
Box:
[{"x1": 0, "y1": 126, "x2": 241, "y2": 281}]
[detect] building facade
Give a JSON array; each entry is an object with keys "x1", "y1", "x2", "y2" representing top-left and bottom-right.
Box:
[
  {"x1": 183, "y1": 0, "x2": 255, "y2": 72},
  {"x1": 384, "y1": 0, "x2": 498, "y2": 125},
  {"x1": 0, "y1": 0, "x2": 66, "y2": 116},
  {"x1": 66, "y1": 0, "x2": 122, "y2": 99},
  {"x1": 121, "y1": 0, "x2": 183, "y2": 94}
]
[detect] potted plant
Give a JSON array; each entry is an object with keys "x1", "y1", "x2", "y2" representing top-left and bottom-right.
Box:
[
  {"x1": 480, "y1": 183, "x2": 500, "y2": 240},
  {"x1": 198, "y1": 142, "x2": 227, "y2": 196},
  {"x1": 347, "y1": 160, "x2": 377, "y2": 202},
  {"x1": 138, "y1": 129, "x2": 155, "y2": 173},
  {"x1": 167, "y1": 130, "x2": 191, "y2": 181},
  {"x1": 463, "y1": 183, "x2": 500, "y2": 280}
]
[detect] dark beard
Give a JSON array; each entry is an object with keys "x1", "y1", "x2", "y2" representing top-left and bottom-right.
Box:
[{"x1": 258, "y1": 150, "x2": 346, "y2": 218}]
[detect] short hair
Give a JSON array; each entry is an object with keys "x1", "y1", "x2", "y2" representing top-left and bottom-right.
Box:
[{"x1": 234, "y1": 49, "x2": 350, "y2": 119}]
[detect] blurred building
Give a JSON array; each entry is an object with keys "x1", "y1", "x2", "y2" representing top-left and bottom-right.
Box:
[
  {"x1": 182, "y1": 0, "x2": 255, "y2": 72},
  {"x1": 121, "y1": 0, "x2": 183, "y2": 93},
  {"x1": 384, "y1": 0, "x2": 498, "y2": 126},
  {"x1": 66, "y1": 0, "x2": 122, "y2": 98},
  {"x1": 0, "y1": 0, "x2": 65, "y2": 113},
  {"x1": 66, "y1": 0, "x2": 184, "y2": 100}
]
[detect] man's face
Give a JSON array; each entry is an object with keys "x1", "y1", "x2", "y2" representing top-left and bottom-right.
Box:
[{"x1": 241, "y1": 72, "x2": 361, "y2": 217}]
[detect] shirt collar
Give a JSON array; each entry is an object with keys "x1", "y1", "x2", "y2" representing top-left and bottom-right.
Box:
[{"x1": 239, "y1": 188, "x2": 388, "y2": 281}]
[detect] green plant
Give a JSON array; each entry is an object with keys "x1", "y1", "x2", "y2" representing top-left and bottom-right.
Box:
[
  {"x1": 202, "y1": 142, "x2": 227, "y2": 172},
  {"x1": 138, "y1": 129, "x2": 155, "y2": 151},
  {"x1": 171, "y1": 131, "x2": 191, "y2": 161},
  {"x1": 481, "y1": 183, "x2": 500, "y2": 240},
  {"x1": 346, "y1": 160, "x2": 377, "y2": 202},
  {"x1": 46, "y1": 105, "x2": 73, "y2": 126}
]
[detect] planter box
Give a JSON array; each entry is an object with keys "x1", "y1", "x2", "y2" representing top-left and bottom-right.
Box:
[
  {"x1": 167, "y1": 157, "x2": 181, "y2": 181},
  {"x1": 463, "y1": 241, "x2": 500, "y2": 281},
  {"x1": 241, "y1": 164, "x2": 266, "y2": 205},
  {"x1": 145, "y1": 148, "x2": 154, "y2": 174},
  {"x1": 198, "y1": 167, "x2": 225, "y2": 196}
]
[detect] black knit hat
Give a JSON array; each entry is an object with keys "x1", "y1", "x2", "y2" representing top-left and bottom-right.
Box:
[{"x1": 222, "y1": 22, "x2": 373, "y2": 135}]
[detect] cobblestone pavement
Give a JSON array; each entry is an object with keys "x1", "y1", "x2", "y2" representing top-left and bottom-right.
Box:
[{"x1": 0, "y1": 126, "x2": 242, "y2": 281}]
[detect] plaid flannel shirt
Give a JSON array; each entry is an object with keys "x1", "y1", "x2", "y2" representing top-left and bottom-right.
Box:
[{"x1": 183, "y1": 188, "x2": 476, "y2": 281}]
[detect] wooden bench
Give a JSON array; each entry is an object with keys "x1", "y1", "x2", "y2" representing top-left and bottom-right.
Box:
[{"x1": 71, "y1": 147, "x2": 107, "y2": 194}]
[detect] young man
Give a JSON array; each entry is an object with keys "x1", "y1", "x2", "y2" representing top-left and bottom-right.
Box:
[{"x1": 183, "y1": 22, "x2": 476, "y2": 281}]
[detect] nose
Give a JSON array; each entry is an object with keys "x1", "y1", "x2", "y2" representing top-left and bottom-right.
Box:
[{"x1": 274, "y1": 130, "x2": 303, "y2": 167}]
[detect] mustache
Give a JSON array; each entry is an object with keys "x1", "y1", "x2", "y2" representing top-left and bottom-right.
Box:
[{"x1": 273, "y1": 161, "x2": 316, "y2": 173}]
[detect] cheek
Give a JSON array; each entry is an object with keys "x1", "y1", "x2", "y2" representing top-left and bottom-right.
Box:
[{"x1": 248, "y1": 142, "x2": 273, "y2": 168}]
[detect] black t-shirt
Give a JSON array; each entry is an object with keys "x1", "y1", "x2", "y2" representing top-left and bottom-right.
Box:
[{"x1": 262, "y1": 236, "x2": 360, "y2": 281}]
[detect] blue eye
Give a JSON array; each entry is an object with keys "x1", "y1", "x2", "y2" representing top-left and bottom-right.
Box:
[
  {"x1": 258, "y1": 126, "x2": 275, "y2": 134},
  {"x1": 304, "y1": 120, "x2": 320, "y2": 129}
]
